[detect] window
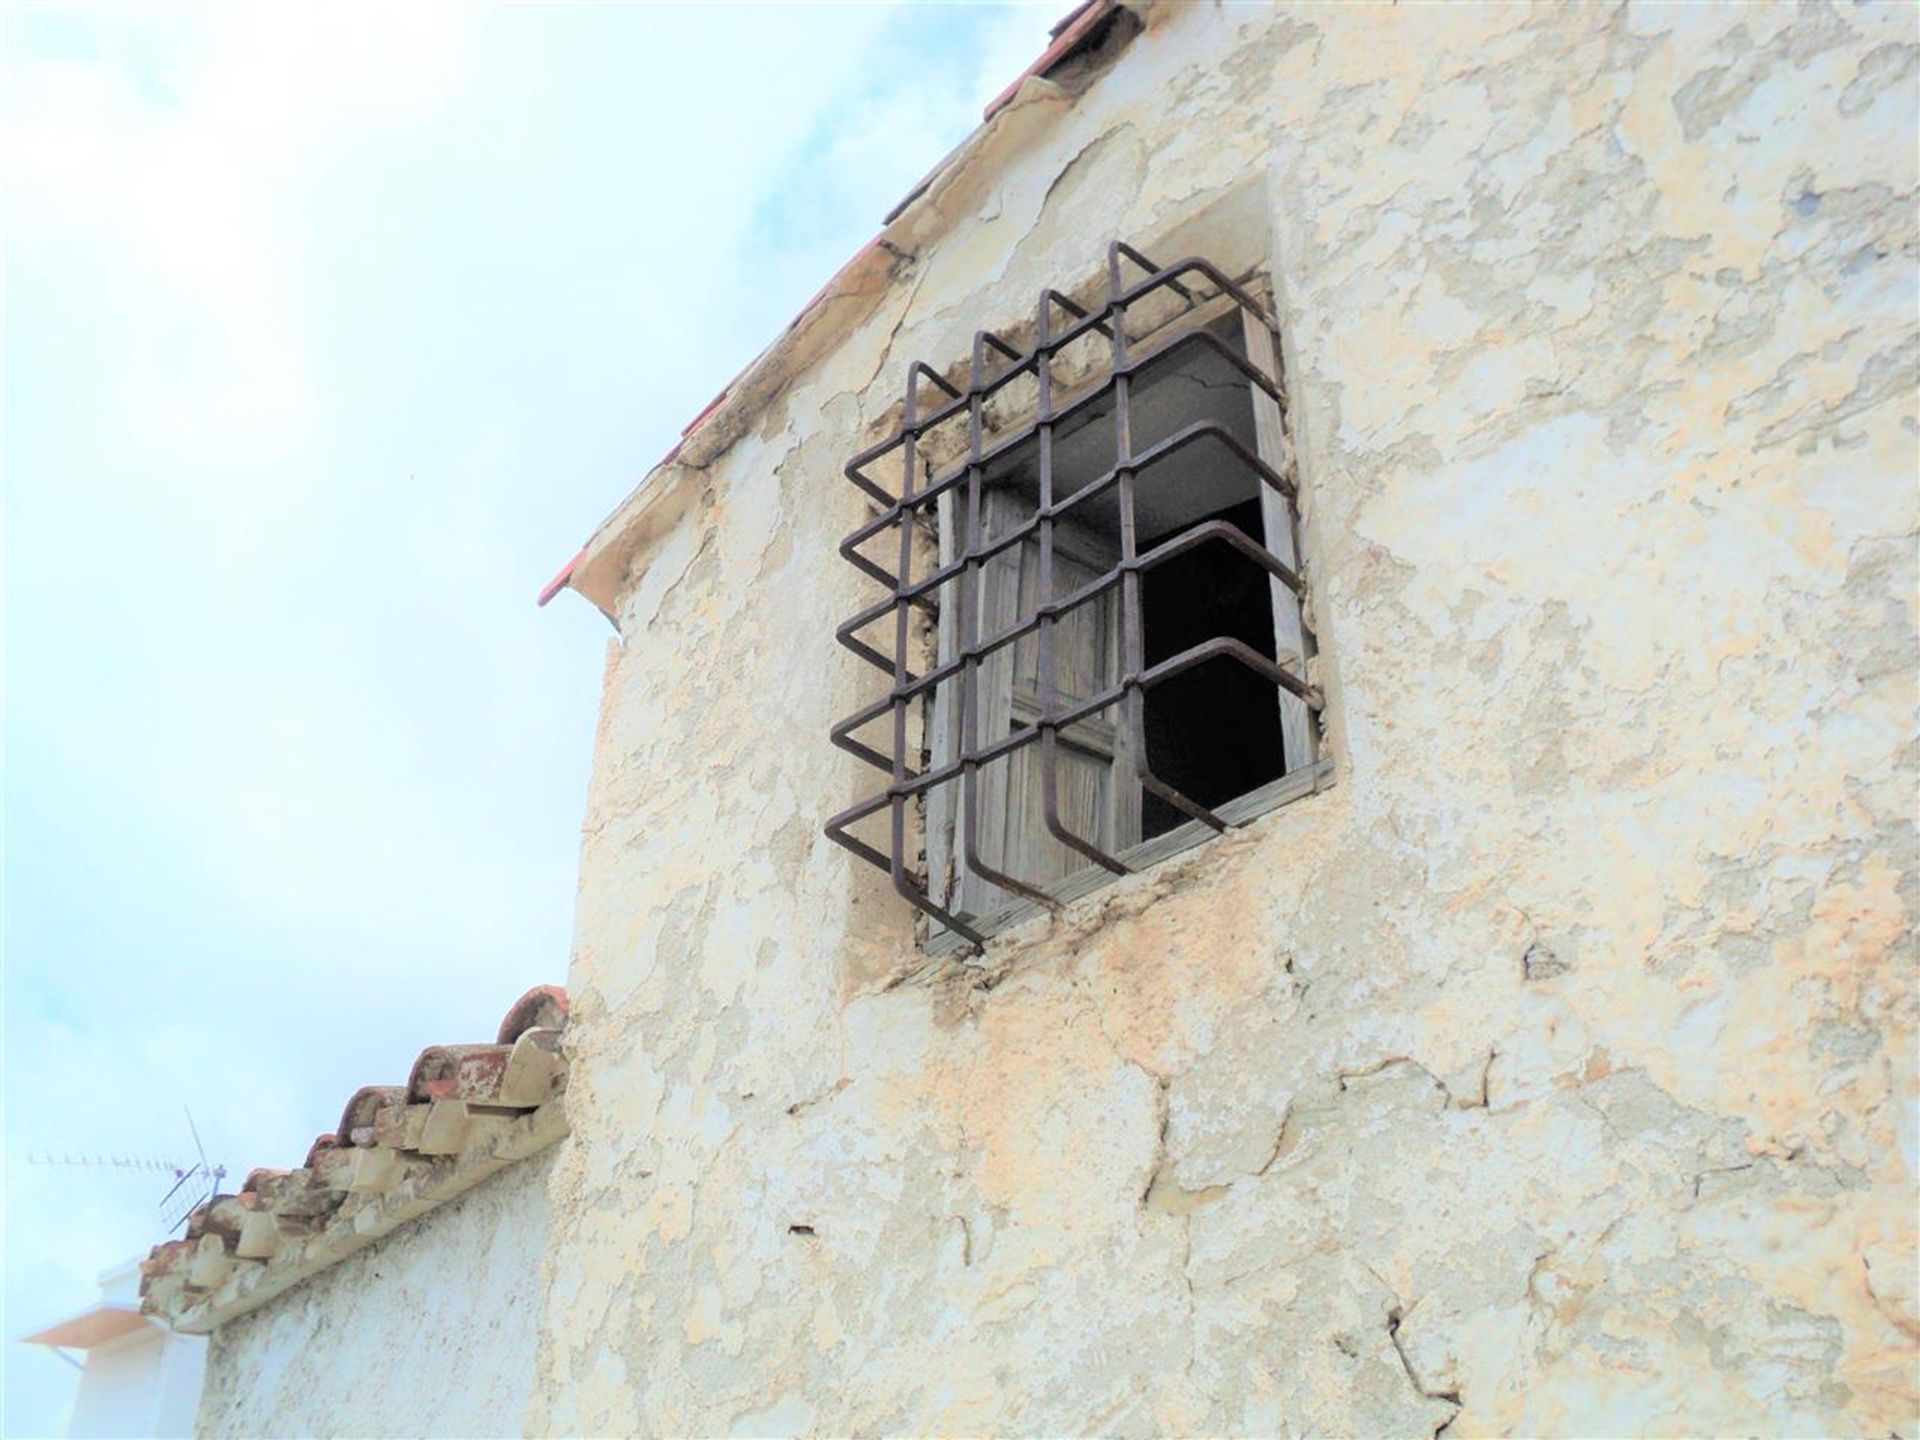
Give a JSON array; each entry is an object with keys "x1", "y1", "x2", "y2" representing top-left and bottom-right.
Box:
[{"x1": 827, "y1": 242, "x2": 1326, "y2": 952}]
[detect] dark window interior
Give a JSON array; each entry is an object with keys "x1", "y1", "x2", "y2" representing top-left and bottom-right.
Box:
[
  {"x1": 957, "y1": 310, "x2": 1295, "y2": 859},
  {"x1": 1141, "y1": 495, "x2": 1286, "y2": 837}
]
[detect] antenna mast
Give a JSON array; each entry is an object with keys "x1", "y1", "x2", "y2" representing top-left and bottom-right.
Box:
[{"x1": 29, "y1": 1108, "x2": 227, "y2": 1232}]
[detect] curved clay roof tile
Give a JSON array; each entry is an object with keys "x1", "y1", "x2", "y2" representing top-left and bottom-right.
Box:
[
  {"x1": 338, "y1": 1084, "x2": 408, "y2": 1144},
  {"x1": 498, "y1": 984, "x2": 569, "y2": 1045},
  {"x1": 240, "y1": 1167, "x2": 288, "y2": 1195},
  {"x1": 147, "y1": 982, "x2": 569, "y2": 1330},
  {"x1": 185, "y1": 1196, "x2": 244, "y2": 1245},
  {"x1": 302, "y1": 1133, "x2": 342, "y2": 1169}
]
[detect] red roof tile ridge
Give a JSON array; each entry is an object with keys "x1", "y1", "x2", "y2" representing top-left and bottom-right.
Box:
[
  {"x1": 499, "y1": 984, "x2": 570, "y2": 1044},
  {"x1": 302, "y1": 1134, "x2": 342, "y2": 1169},
  {"x1": 536, "y1": 546, "x2": 587, "y2": 608},
  {"x1": 140, "y1": 983, "x2": 571, "y2": 1334},
  {"x1": 681, "y1": 388, "x2": 731, "y2": 438},
  {"x1": 239, "y1": 1167, "x2": 287, "y2": 1195},
  {"x1": 1051, "y1": 0, "x2": 1098, "y2": 40},
  {"x1": 984, "y1": 0, "x2": 1116, "y2": 122},
  {"x1": 338, "y1": 1085, "x2": 407, "y2": 1145}
]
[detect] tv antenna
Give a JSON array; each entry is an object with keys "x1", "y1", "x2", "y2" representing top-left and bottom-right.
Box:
[
  {"x1": 157, "y1": 1108, "x2": 227, "y2": 1232},
  {"x1": 28, "y1": 1107, "x2": 227, "y2": 1232}
]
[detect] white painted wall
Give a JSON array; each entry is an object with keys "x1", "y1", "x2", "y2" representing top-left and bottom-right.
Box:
[
  {"x1": 26, "y1": 1260, "x2": 207, "y2": 1440},
  {"x1": 195, "y1": 1149, "x2": 554, "y2": 1439},
  {"x1": 64, "y1": 1328, "x2": 205, "y2": 1440}
]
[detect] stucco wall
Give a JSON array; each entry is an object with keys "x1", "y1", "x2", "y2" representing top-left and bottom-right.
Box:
[
  {"x1": 197, "y1": 1151, "x2": 553, "y2": 1439},
  {"x1": 537, "y1": 4, "x2": 1918, "y2": 1436}
]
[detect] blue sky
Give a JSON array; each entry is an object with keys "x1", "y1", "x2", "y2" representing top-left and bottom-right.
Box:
[{"x1": 2, "y1": 4, "x2": 1050, "y2": 1430}]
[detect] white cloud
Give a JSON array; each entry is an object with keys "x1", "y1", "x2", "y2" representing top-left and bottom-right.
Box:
[{"x1": 3, "y1": 5, "x2": 1056, "y2": 1431}]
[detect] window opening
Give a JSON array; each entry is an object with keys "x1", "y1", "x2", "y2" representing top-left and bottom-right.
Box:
[
  {"x1": 1142, "y1": 493, "x2": 1286, "y2": 836},
  {"x1": 826, "y1": 242, "x2": 1327, "y2": 953}
]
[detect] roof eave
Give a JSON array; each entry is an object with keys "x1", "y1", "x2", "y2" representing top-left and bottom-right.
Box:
[
  {"x1": 549, "y1": 1, "x2": 1144, "y2": 622},
  {"x1": 20, "y1": 1304, "x2": 158, "y2": 1350}
]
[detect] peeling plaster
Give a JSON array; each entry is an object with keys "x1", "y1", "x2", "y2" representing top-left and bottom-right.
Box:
[{"x1": 526, "y1": 4, "x2": 1919, "y2": 1436}]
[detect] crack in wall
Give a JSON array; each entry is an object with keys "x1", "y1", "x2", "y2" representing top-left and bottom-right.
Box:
[
  {"x1": 784, "y1": 1078, "x2": 849, "y2": 1118},
  {"x1": 1334, "y1": 1053, "x2": 1496, "y2": 1112},
  {"x1": 1253, "y1": 1100, "x2": 1296, "y2": 1177},
  {"x1": 1385, "y1": 1304, "x2": 1464, "y2": 1439},
  {"x1": 531, "y1": 5, "x2": 1920, "y2": 1436},
  {"x1": 1861, "y1": 1255, "x2": 1920, "y2": 1343},
  {"x1": 1139, "y1": 1074, "x2": 1173, "y2": 1206}
]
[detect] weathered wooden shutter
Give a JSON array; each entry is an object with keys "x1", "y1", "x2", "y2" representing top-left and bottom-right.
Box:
[
  {"x1": 1242, "y1": 308, "x2": 1314, "y2": 775},
  {"x1": 954, "y1": 485, "x2": 1136, "y2": 920}
]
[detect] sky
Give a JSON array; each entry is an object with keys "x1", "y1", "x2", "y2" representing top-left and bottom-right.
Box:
[{"x1": 1, "y1": 4, "x2": 1053, "y2": 1431}]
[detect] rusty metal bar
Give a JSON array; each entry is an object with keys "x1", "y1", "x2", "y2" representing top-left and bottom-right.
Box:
[
  {"x1": 875, "y1": 357, "x2": 986, "y2": 946},
  {"x1": 1037, "y1": 288, "x2": 1129, "y2": 879},
  {"x1": 825, "y1": 241, "x2": 1323, "y2": 949},
  {"x1": 843, "y1": 327, "x2": 1287, "y2": 555},
  {"x1": 959, "y1": 329, "x2": 1056, "y2": 912},
  {"x1": 1107, "y1": 240, "x2": 1224, "y2": 836},
  {"x1": 842, "y1": 254, "x2": 1276, "y2": 477},
  {"x1": 838, "y1": 414, "x2": 1297, "y2": 635}
]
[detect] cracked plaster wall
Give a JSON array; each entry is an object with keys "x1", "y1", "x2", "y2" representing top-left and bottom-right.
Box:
[
  {"x1": 535, "y1": 4, "x2": 1919, "y2": 1436},
  {"x1": 197, "y1": 1152, "x2": 553, "y2": 1438}
]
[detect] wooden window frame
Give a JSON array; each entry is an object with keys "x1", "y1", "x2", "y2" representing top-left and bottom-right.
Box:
[{"x1": 826, "y1": 243, "x2": 1331, "y2": 956}]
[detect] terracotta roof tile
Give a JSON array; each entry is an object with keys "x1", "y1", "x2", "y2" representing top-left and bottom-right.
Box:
[
  {"x1": 239, "y1": 1167, "x2": 286, "y2": 1195},
  {"x1": 535, "y1": 547, "x2": 587, "y2": 608},
  {"x1": 141, "y1": 984, "x2": 570, "y2": 1334},
  {"x1": 681, "y1": 388, "x2": 730, "y2": 438},
  {"x1": 338, "y1": 1084, "x2": 407, "y2": 1144},
  {"x1": 982, "y1": 0, "x2": 1116, "y2": 122},
  {"x1": 498, "y1": 983, "x2": 569, "y2": 1044}
]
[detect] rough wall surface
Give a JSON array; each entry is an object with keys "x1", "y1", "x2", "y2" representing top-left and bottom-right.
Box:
[
  {"x1": 198, "y1": 1152, "x2": 553, "y2": 1439},
  {"x1": 537, "y1": 4, "x2": 1918, "y2": 1436}
]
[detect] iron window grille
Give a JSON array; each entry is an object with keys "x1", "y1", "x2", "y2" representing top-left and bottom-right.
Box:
[{"x1": 826, "y1": 241, "x2": 1326, "y2": 952}]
